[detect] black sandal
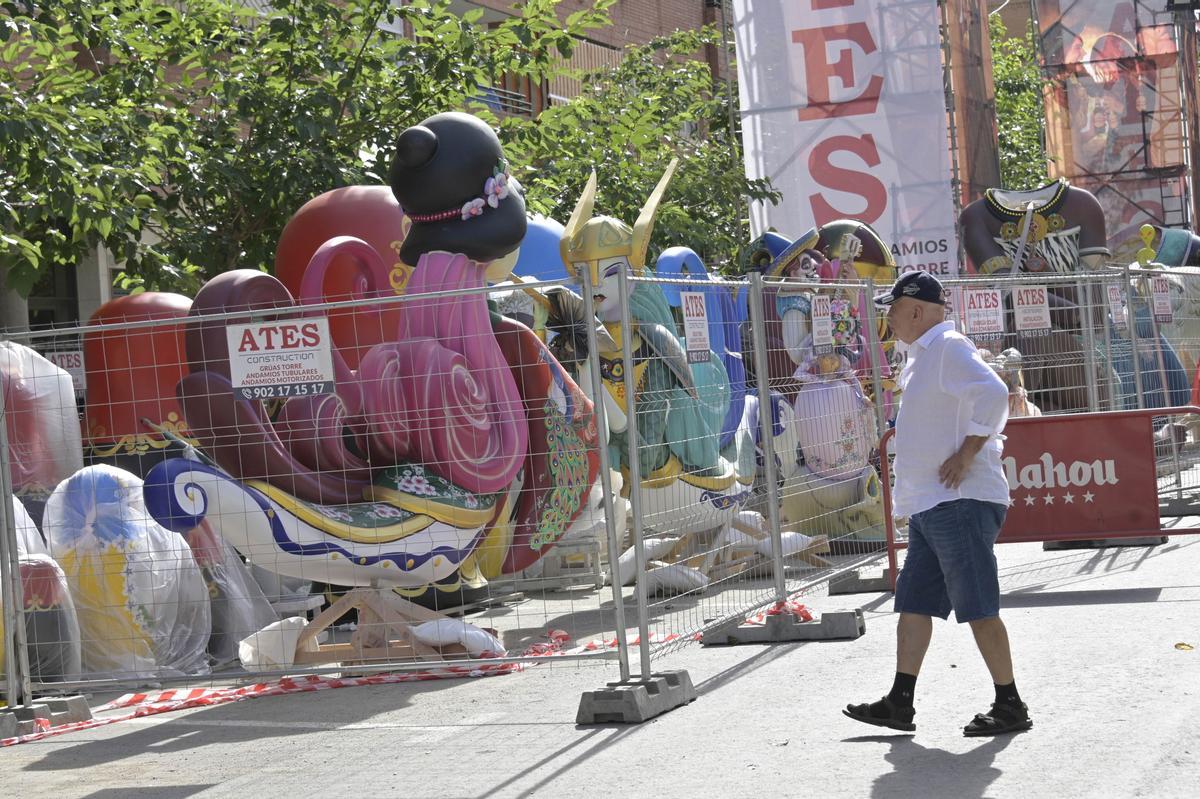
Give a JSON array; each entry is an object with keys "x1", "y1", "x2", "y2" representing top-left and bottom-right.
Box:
[
  {"x1": 843, "y1": 696, "x2": 916, "y2": 732},
  {"x1": 963, "y1": 701, "x2": 1033, "y2": 737}
]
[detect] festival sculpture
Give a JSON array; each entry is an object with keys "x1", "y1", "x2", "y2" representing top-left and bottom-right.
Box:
[
  {"x1": 144, "y1": 113, "x2": 602, "y2": 616},
  {"x1": 83, "y1": 292, "x2": 197, "y2": 474},
  {"x1": 1106, "y1": 226, "x2": 1191, "y2": 412},
  {"x1": 959, "y1": 178, "x2": 1112, "y2": 412},
  {"x1": 1150, "y1": 227, "x2": 1200, "y2": 385},
  {"x1": 764, "y1": 227, "x2": 889, "y2": 547},
  {"x1": 558, "y1": 165, "x2": 761, "y2": 590}
]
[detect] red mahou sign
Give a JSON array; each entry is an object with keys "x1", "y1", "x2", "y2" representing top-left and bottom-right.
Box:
[{"x1": 997, "y1": 413, "x2": 1161, "y2": 542}]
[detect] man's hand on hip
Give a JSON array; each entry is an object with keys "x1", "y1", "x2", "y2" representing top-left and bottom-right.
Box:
[{"x1": 938, "y1": 435, "x2": 990, "y2": 489}]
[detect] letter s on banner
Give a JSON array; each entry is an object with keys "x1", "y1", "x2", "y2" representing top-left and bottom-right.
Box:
[{"x1": 808, "y1": 134, "x2": 888, "y2": 225}]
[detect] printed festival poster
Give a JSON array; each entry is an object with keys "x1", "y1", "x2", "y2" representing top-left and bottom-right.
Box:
[{"x1": 733, "y1": 0, "x2": 961, "y2": 276}]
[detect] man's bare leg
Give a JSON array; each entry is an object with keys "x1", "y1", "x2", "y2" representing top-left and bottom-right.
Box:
[
  {"x1": 962, "y1": 615, "x2": 1032, "y2": 736},
  {"x1": 897, "y1": 612, "x2": 933, "y2": 676},
  {"x1": 968, "y1": 616, "x2": 1013, "y2": 684}
]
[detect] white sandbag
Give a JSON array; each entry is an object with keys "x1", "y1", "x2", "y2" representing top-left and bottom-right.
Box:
[
  {"x1": 617, "y1": 536, "x2": 680, "y2": 586},
  {"x1": 44, "y1": 465, "x2": 212, "y2": 679},
  {"x1": 756, "y1": 530, "x2": 815, "y2": 558},
  {"x1": 412, "y1": 618, "x2": 505, "y2": 657},
  {"x1": 238, "y1": 616, "x2": 317, "y2": 671},
  {"x1": 643, "y1": 563, "x2": 710, "y2": 596}
]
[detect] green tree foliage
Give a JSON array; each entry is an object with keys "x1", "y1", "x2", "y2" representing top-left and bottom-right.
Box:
[
  {"x1": 1, "y1": 0, "x2": 611, "y2": 295},
  {"x1": 990, "y1": 14, "x2": 1049, "y2": 190},
  {"x1": 2, "y1": 0, "x2": 775, "y2": 296},
  {"x1": 503, "y1": 27, "x2": 779, "y2": 273}
]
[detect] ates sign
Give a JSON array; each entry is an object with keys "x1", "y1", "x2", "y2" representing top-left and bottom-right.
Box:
[
  {"x1": 226, "y1": 318, "x2": 335, "y2": 401},
  {"x1": 680, "y1": 291, "x2": 712, "y2": 364}
]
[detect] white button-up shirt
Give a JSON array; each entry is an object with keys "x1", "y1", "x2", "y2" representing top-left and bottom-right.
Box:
[{"x1": 892, "y1": 321, "x2": 1011, "y2": 518}]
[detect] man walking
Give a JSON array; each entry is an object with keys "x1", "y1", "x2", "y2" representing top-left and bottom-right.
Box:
[{"x1": 844, "y1": 271, "x2": 1032, "y2": 736}]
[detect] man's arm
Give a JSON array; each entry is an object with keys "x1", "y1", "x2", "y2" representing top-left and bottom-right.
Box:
[{"x1": 938, "y1": 341, "x2": 1010, "y2": 489}]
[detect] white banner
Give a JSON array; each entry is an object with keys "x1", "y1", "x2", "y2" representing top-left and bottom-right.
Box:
[{"x1": 733, "y1": 0, "x2": 960, "y2": 276}]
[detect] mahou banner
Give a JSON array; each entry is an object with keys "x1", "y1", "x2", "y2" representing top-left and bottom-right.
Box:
[
  {"x1": 998, "y1": 413, "x2": 1160, "y2": 542},
  {"x1": 733, "y1": 0, "x2": 961, "y2": 276}
]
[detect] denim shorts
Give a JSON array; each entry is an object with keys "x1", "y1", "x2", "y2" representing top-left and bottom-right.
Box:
[{"x1": 894, "y1": 499, "x2": 1008, "y2": 623}]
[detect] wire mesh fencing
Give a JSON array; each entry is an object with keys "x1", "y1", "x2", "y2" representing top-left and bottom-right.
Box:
[
  {"x1": 5, "y1": 262, "x2": 1200, "y2": 698},
  {"x1": 1, "y1": 275, "x2": 634, "y2": 703}
]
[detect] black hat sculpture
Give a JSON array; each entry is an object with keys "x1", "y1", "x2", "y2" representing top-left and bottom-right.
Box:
[{"x1": 388, "y1": 112, "x2": 527, "y2": 265}]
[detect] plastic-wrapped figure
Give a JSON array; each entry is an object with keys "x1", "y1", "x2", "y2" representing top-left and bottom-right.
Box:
[
  {"x1": 0, "y1": 496, "x2": 82, "y2": 684},
  {"x1": 44, "y1": 465, "x2": 211, "y2": 678},
  {"x1": 1, "y1": 341, "x2": 83, "y2": 528},
  {"x1": 731, "y1": 222, "x2": 893, "y2": 546}
]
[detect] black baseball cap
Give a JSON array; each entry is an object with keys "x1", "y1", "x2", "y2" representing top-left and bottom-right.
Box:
[{"x1": 874, "y1": 270, "x2": 946, "y2": 306}]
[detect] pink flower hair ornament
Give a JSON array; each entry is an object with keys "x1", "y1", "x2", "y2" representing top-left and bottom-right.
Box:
[{"x1": 404, "y1": 159, "x2": 513, "y2": 223}]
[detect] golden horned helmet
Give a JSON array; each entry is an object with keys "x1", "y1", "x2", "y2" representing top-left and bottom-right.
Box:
[{"x1": 560, "y1": 159, "x2": 679, "y2": 288}]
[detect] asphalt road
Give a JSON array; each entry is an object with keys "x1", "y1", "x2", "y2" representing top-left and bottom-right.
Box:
[{"x1": 5, "y1": 538, "x2": 1200, "y2": 799}]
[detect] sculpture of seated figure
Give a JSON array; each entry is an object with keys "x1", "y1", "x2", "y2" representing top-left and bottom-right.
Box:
[{"x1": 960, "y1": 178, "x2": 1111, "y2": 412}]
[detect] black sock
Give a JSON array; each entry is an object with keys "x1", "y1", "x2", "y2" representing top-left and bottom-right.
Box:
[
  {"x1": 995, "y1": 681, "x2": 1022, "y2": 707},
  {"x1": 886, "y1": 671, "x2": 918, "y2": 709}
]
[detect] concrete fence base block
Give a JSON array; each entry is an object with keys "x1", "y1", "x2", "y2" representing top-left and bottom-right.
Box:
[
  {"x1": 1, "y1": 696, "x2": 92, "y2": 737},
  {"x1": 576, "y1": 670, "x2": 696, "y2": 724},
  {"x1": 702, "y1": 609, "x2": 866, "y2": 646},
  {"x1": 829, "y1": 569, "x2": 893, "y2": 595}
]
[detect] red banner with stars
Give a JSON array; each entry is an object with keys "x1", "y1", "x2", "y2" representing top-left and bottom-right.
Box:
[{"x1": 998, "y1": 413, "x2": 1161, "y2": 542}]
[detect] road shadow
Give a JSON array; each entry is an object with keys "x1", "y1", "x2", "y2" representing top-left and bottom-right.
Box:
[
  {"x1": 1000, "y1": 586, "x2": 1169, "y2": 607},
  {"x1": 81, "y1": 788, "x2": 214, "y2": 799},
  {"x1": 844, "y1": 732, "x2": 1017, "y2": 799},
  {"x1": 16, "y1": 675, "x2": 470, "y2": 774}
]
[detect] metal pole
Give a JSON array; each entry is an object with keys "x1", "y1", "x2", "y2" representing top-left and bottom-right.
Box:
[
  {"x1": 1076, "y1": 275, "x2": 1100, "y2": 412},
  {"x1": 617, "y1": 268, "x2": 652, "y2": 681},
  {"x1": 1102, "y1": 274, "x2": 1117, "y2": 411},
  {"x1": 863, "y1": 277, "x2": 888, "y2": 438},
  {"x1": 1140, "y1": 270, "x2": 1184, "y2": 491},
  {"x1": 0, "y1": 385, "x2": 30, "y2": 707},
  {"x1": 748, "y1": 274, "x2": 786, "y2": 602},
  {"x1": 1144, "y1": 274, "x2": 1173, "y2": 408},
  {"x1": 580, "y1": 269, "x2": 631, "y2": 683},
  {"x1": 1125, "y1": 265, "x2": 1145, "y2": 410}
]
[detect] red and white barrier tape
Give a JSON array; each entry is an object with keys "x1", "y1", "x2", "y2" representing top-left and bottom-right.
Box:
[{"x1": 2, "y1": 603, "x2": 812, "y2": 746}]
